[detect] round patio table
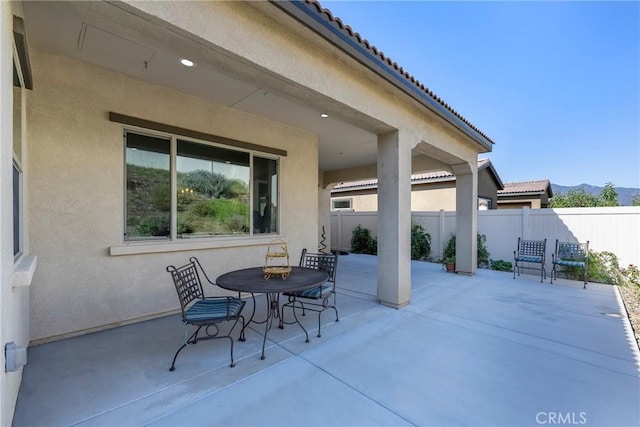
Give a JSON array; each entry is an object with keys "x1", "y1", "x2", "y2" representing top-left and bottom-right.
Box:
[{"x1": 217, "y1": 266, "x2": 328, "y2": 359}]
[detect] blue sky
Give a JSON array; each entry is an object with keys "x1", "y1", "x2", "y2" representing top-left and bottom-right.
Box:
[{"x1": 322, "y1": 1, "x2": 640, "y2": 188}]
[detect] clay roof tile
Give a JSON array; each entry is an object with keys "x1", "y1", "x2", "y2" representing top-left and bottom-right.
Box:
[{"x1": 304, "y1": 0, "x2": 494, "y2": 145}]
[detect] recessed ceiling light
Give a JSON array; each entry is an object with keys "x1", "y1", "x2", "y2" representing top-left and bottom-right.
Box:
[
  {"x1": 320, "y1": 113, "x2": 329, "y2": 118},
  {"x1": 180, "y1": 58, "x2": 195, "y2": 67}
]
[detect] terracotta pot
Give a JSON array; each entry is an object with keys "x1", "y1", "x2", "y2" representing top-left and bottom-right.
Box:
[{"x1": 445, "y1": 263, "x2": 455, "y2": 272}]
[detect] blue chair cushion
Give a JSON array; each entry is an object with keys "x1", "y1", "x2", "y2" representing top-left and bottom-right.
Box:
[
  {"x1": 516, "y1": 256, "x2": 543, "y2": 263},
  {"x1": 554, "y1": 260, "x2": 585, "y2": 268},
  {"x1": 185, "y1": 298, "x2": 243, "y2": 323},
  {"x1": 284, "y1": 285, "x2": 332, "y2": 300}
]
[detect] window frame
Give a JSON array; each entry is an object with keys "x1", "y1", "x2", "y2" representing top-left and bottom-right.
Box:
[
  {"x1": 12, "y1": 160, "x2": 23, "y2": 259},
  {"x1": 332, "y1": 198, "x2": 353, "y2": 211},
  {"x1": 122, "y1": 126, "x2": 280, "y2": 243},
  {"x1": 12, "y1": 39, "x2": 26, "y2": 261},
  {"x1": 478, "y1": 197, "x2": 492, "y2": 210}
]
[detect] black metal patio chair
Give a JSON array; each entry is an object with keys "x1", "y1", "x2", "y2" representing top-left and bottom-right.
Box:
[
  {"x1": 514, "y1": 238, "x2": 547, "y2": 282},
  {"x1": 166, "y1": 257, "x2": 245, "y2": 371},
  {"x1": 551, "y1": 240, "x2": 589, "y2": 288},
  {"x1": 280, "y1": 249, "x2": 339, "y2": 337}
]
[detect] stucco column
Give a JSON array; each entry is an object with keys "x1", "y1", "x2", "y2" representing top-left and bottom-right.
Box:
[
  {"x1": 453, "y1": 163, "x2": 477, "y2": 275},
  {"x1": 377, "y1": 130, "x2": 411, "y2": 308},
  {"x1": 317, "y1": 181, "x2": 332, "y2": 253}
]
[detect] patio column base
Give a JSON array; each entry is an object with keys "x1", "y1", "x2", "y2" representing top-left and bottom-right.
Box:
[
  {"x1": 379, "y1": 300, "x2": 409, "y2": 309},
  {"x1": 456, "y1": 271, "x2": 474, "y2": 277}
]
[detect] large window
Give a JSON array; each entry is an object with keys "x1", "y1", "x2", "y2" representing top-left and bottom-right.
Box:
[
  {"x1": 125, "y1": 131, "x2": 278, "y2": 241},
  {"x1": 13, "y1": 64, "x2": 24, "y2": 258}
]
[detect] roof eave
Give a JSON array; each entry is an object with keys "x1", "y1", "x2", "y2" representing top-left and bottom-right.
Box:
[
  {"x1": 333, "y1": 175, "x2": 455, "y2": 192},
  {"x1": 270, "y1": 0, "x2": 494, "y2": 152},
  {"x1": 498, "y1": 191, "x2": 545, "y2": 197}
]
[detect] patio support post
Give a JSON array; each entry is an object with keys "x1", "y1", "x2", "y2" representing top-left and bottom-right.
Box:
[
  {"x1": 376, "y1": 130, "x2": 411, "y2": 308},
  {"x1": 453, "y1": 163, "x2": 477, "y2": 275}
]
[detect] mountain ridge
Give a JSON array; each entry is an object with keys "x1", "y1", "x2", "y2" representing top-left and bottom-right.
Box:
[{"x1": 551, "y1": 184, "x2": 639, "y2": 206}]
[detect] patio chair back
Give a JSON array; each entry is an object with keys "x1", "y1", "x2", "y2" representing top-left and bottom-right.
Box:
[
  {"x1": 299, "y1": 249, "x2": 338, "y2": 286},
  {"x1": 551, "y1": 240, "x2": 589, "y2": 288},
  {"x1": 280, "y1": 249, "x2": 339, "y2": 337},
  {"x1": 168, "y1": 261, "x2": 205, "y2": 322},
  {"x1": 514, "y1": 238, "x2": 547, "y2": 282}
]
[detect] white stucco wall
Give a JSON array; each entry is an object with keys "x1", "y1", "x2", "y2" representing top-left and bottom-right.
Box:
[
  {"x1": 1, "y1": 3, "x2": 13, "y2": 423},
  {"x1": 411, "y1": 188, "x2": 456, "y2": 211},
  {"x1": 498, "y1": 198, "x2": 540, "y2": 209},
  {"x1": 26, "y1": 50, "x2": 319, "y2": 343},
  {"x1": 353, "y1": 194, "x2": 378, "y2": 212},
  {"x1": 2, "y1": 2, "x2": 34, "y2": 424},
  {"x1": 333, "y1": 187, "x2": 456, "y2": 212}
]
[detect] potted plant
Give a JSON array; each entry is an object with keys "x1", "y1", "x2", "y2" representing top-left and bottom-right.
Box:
[
  {"x1": 442, "y1": 234, "x2": 456, "y2": 272},
  {"x1": 443, "y1": 255, "x2": 456, "y2": 272}
]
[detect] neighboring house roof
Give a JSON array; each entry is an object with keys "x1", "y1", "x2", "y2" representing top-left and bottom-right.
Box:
[
  {"x1": 498, "y1": 180, "x2": 554, "y2": 198},
  {"x1": 477, "y1": 158, "x2": 504, "y2": 189},
  {"x1": 273, "y1": 0, "x2": 494, "y2": 150},
  {"x1": 332, "y1": 159, "x2": 503, "y2": 192}
]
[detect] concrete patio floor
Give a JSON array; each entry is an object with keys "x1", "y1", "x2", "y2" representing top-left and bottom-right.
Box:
[{"x1": 13, "y1": 254, "x2": 640, "y2": 426}]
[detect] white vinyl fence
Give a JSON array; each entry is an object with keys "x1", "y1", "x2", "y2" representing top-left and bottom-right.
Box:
[{"x1": 330, "y1": 207, "x2": 640, "y2": 271}]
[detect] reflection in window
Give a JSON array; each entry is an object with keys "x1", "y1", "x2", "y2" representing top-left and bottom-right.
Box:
[
  {"x1": 13, "y1": 68, "x2": 23, "y2": 258},
  {"x1": 253, "y1": 157, "x2": 278, "y2": 234},
  {"x1": 478, "y1": 197, "x2": 491, "y2": 210},
  {"x1": 177, "y1": 140, "x2": 250, "y2": 237},
  {"x1": 125, "y1": 133, "x2": 171, "y2": 240},
  {"x1": 124, "y1": 131, "x2": 279, "y2": 241},
  {"x1": 13, "y1": 162, "x2": 21, "y2": 257}
]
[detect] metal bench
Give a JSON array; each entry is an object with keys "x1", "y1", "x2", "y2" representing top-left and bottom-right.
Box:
[
  {"x1": 551, "y1": 240, "x2": 589, "y2": 288},
  {"x1": 514, "y1": 238, "x2": 547, "y2": 282}
]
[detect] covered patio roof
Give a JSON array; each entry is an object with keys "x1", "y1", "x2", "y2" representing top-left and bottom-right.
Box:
[
  {"x1": 13, "y1": 254, "x2": 640, "y2": 426},
  {"x1": 20, "y1": 0, "x2": 492, "y2": 176}
]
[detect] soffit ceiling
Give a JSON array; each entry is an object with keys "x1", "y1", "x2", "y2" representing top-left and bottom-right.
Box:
[{"x1": 21, "y1": 1, "x2": 387, "y2": 172}]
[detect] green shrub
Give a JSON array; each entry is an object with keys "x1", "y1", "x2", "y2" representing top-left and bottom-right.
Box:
[
  {"x1": 555, "y1": 264, "x2": 585, "y2": 281},
  {"x1": 490, "y1": 259, "x2": 513, "y2": 272},
  {"x1": 178, "y1": 198, "x2": 249, "y2": 236},
  {"x1": 210, "y1": 198, "x2": 248, "y2": 220},
  {"x1": 133, "y1": 213, "x2": 170, "y2": 237},
  {"x1": 477, "y1": 234, "x2": 490, "y2": 268},
  {"x1": 351, "y1": 225, "x2": 377, "y2": 255},
  {"x1": 191, "y1": 200, "x2": 216, "y2": 217},
  {"x1": 442, "y1": 234, "x2": 456, "y2": 262},
  {"x1": 588, "y1": 250, "x2": 622, "y2": 285},
  {"x1": 621, "y1": 264, "x2": 640, "y2": 293},
  {"x1": 181, "y1": 170, "x2": 230, "y2": 198},
  {"x1": 411, "y1": 223, "x2": 431, "y2": 260},
  {"x1": 225, "y1": 178, "x2": 249, "y2": 199},
  {"x1": 176, "y1": 216, "x2": 194, "y2": 235},
  {"x1": 224, "y1": 214, "x2": 249, "y2": 233},
  {"x1": 441, "y1": 233, "x2": 490, "y2": 268}
]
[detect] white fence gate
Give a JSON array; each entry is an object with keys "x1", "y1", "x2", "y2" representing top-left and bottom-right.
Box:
[{"x1": 330, "y1": 207, "x2": 640, "y2": 271}]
